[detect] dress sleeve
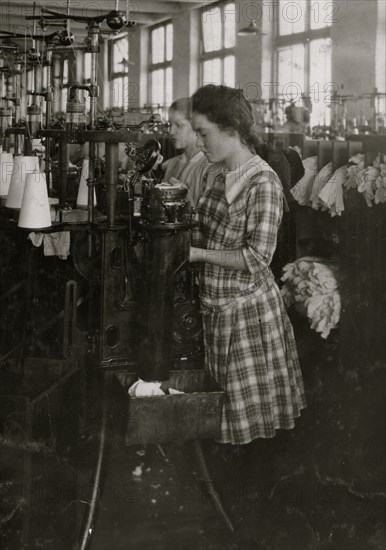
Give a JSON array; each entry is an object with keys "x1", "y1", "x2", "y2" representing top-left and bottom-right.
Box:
[{"x1": 242, "y1": 172, "x2": 283, "y2": 274}]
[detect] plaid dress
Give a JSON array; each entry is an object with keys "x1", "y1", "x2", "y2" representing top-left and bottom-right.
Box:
[{"x1": 194, "y1": 156, "x2": 306, "y2": 444}]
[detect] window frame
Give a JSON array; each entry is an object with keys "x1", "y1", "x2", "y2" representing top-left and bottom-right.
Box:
[
  {"x1": 148, "y1": 21, "x2": 173, "y2": 116},
  {"x1": 200, "y1": 1, "x2": 236, "y2": 87},
  {"x1": 108, "y1": 35, "x2": 130, "y2": 110},
  {"x1": 60, "y1": 58, "x2": 69, "y2": 112},
  {"x1": 275, "y1": 0, "x2": 334, "y2": 126}
]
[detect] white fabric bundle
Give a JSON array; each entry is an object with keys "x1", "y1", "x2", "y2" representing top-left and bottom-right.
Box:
[
  {"x1": 290, "y1": 156, "x2": 318, "y2": 205},
  {"x1": 128, "y1": 378, "x2": 184, "y2": 397},
  {"x1": 345, "y1": 154, "x2": 365, "y2": 190},
  {"x1": 373, "y1": 154, "x2": 386, "y2": 205},
  {"x1": 349, "y1": 154, "x2": 386, "y2": 207},
  {"x1": 128, "y1": 379, "x2": 165, "y2": 397},
  {"x1": 281, "y1": 257, "x2": 340, "y2": 339},
  {"x1": 318, "y1": 165, "x2": 348, "y2": 217},
  {"x1": 309, "y1": 161, "x2": 334, "y2": 210}
]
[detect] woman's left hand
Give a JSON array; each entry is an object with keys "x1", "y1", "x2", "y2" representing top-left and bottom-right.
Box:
[{"x1": 189, "y1": 247, "x2": 198, "y2": 263}]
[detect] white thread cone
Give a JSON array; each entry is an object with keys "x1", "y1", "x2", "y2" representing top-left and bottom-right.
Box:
[
  {"x1": 5, "y1": 155, "x2": 39, "y2": 209},
  {"x1": 0, "y1": 152, "x2": 14, "y2": 198},
  {"x1": 18, "y1": 170, "x2": 51, "y2": 229},
  {"x1": 77, "y1": 159, "x2": 97, "y2": 209}
]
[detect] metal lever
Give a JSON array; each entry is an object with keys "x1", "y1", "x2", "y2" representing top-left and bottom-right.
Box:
[
  {"x1": 193, "y1": 440, "x2": 235, "y2": 533},
  {"x1": 63, "y1": 280, "x2": 78, "y2": 358}
]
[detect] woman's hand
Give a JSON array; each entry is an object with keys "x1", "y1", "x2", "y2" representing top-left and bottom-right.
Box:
[{"x1": 189, "y1": 246, "x2": 200, "y2": 263}]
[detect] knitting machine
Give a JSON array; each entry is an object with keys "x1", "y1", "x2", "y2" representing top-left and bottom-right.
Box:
[
  {"x1": 0, "y1": 0, "x2": 203, "y2": 372},
  {"x1": 0, "y1": 4, "x2": 231, "y2": 548}
]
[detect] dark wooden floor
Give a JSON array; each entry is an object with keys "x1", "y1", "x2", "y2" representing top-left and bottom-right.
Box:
[{"x1": 1, "y1": 315, "x2": 385, "y2": 550}]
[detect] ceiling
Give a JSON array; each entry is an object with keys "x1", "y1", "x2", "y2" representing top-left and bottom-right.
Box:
[{"x1": 0, "y1": 0, "x2": 215, "y2": 34}]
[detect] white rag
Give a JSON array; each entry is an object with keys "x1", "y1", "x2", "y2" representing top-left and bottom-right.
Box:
[{"x1": 128, "y1": 378, "x2": 184, "y2": 397}]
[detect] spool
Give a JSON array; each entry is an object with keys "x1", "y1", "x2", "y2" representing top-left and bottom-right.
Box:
[
  {"x1": 18, "y1": 170, "x2": 52, "y2": 229},
  {"x1": 5, "y1": 155, "x2": 40, "y2": 209},
  {"x1": 0, "y1": 151, "x2": 14, "y2": 198},
  {"x1": 77, "y1": 158, "x2": 97, "y2": 209}
]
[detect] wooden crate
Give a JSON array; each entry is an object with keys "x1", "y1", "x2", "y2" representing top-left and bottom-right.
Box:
[{"x1": 111, "y1": 369, "x2": 224, "y2": 446}]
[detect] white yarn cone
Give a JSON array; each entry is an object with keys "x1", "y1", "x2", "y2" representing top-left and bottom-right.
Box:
[
  {"x1": 0, "y1": 152, "x2": 14, "y2": 198},
  {"x1": 5, "y1": 155, "x2": 39, "y2": 209},
  {"x1": 18, "y1": 170, "x2": 52, "y2": 229},
  {"x1": 77, "y1": 158, "x2": 97, "y2": 209}
]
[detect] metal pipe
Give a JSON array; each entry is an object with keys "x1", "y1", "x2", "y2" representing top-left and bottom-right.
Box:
[
  {"x1": 79, "y1": 373, "x2": 108, "y2": 550},
  {"x1": 58, "y1": 136, "x2": 68, "y2": 207},
  {"x1": 193, "y1": 440, "x2": 235, "y2": 533},
  {"x1": 86, "y1": 21, "x2": 100, "y2": 224},
  {"x1": 44, "y1": 50, "x2": 53, "y2": 191},
  {"x1": 104, "y1": 142, "x2": 118, "y2": 228}
]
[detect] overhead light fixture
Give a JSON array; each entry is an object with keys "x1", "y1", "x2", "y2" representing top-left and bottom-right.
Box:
[{"x1": 237, "y1": 21, "x2": 260, "y2": 36}]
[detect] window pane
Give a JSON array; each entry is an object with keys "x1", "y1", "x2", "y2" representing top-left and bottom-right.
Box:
[
  {"x1": 113, "y1": 37, "x2": 129, "y2": 74},
  {"x1": 84, "y1": 52, "x2": 91, "y2": 82},
  {"x1": 279, "y1": 0, "x2": 306, "y2": 35},
  {"x1": 152, "y1": 27, "x2": 165, "y2": 64},
  {"x1": 42, "y1": 66, "x2": 48, "y2": 88},
  {"x1": 61, "y1": 87, "x2": 67, "y2": 112},
  {"x1": 63, "y1": 59, "x2": 68, "y2": 85},
  {"x1": 27, "y1": 70, "x2": 34, "y2": 91},
  {"x1": 203, "y1": 58, "x2": 221, "y2": 85},
  {"x1": 224, "y1": 2, "x2": 236, "y2": 48},
  {"x1": 111, "y1": 77, "x2": 129, "y2": 110},
  {"x1": 278, "y1": 44, "x2": 305, "y2": 101},
  {"x1": 202, "y1": 8, "x2": 222, "y2": 52},
  {"x1": 166, "y1": 23, "x2": 173, "y2": 62},
  {"x1": 123, "y1": 76, "x2": 129, "y2": 110},
  {"x1": 165, "y1": 67, "x2": 173, "y2": 107},
  {"x1": 310, "y1": 0, "x2": 335, "y2": 30},
  {"x1": 224, "y1": 55, "x2": 235, "y2": 87},
  {"x1": 151, "y1": 69, "x2": 164, "y2": 106},
  {"x1": 112, "y1": 77, "x2": 122, "y2": 109},
  {"x1": 309, "y1": 37, "x2": 332, "y2": 125}
]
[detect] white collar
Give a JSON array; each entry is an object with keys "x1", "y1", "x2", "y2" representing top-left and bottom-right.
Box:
[
  {"x1": 180, "y1": 150, "x2": 205, "y2": 164},
  {"x1": 223, "y1": 155, "x2": 269, "y2": 203}
]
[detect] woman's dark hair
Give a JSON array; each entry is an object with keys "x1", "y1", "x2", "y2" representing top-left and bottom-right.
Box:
[
  {"x1": 191, "y1": 84, "x2": 304, "y2": 195},
  {"x1": 191, "y1": 84, "x2": 259, "y2": 150}
]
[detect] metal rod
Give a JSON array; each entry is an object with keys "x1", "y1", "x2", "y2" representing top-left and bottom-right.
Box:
[
  {"x1": 86, "y1": 21, "x2": 100, "y2": 224},
  {"x1": 105, "y1": 142, "x2": 119, "y2": 228},
  {"x1": 193, "y1": 440, "x2": 235, "y2": 533},
  {"x1": 32, "y1": 2, "x2": 37, "y2": 94},
  {"x1": 79, "y1": 374, "x2": 108, "y2": 550},
  {"x1": 66, "y1": 0, "x2": 71, "y2": 35},
  {"x1": 45, "y1": 50, "x2": 53, "y2": 191},
  {"x1": 58, "y1": 136, "x2": 68, "y2": 207}
]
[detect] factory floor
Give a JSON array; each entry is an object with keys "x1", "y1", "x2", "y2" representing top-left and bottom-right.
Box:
[
  {"x1": 1, "y1": 317, "x2": 385, "y2": 550},
  {"x1": 89, "y1": 317, "x2": 385, "y2": 550},
  {"x1": 90, "y1": 435, "x2": 301, "y2": 550}
]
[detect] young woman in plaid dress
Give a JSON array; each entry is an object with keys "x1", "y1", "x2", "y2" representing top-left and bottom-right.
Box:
[{"x1": 189, "y1": 85, "x2": 306, "y2": 445}]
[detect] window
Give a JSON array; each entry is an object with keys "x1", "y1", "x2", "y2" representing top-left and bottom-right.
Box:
[
  {"x1": 84, "y1": 52, "x2": 92, "y2": 83},
  {"x1": 201, "y1": 2, "x2": 236, "y2": 87},
  {"x1": 82, "y1": 52, "x2": 92, "y2": 113},
  {"x1": 60, "y1": 58, "x2": 69, "y2": 112},
  {"x1": 109, "y1": 36, "x2": 130, "y2": 110},
  {"x1": 149, "y1": 22, "x2": 173, "y2": 119},
  {"x1": 276, "y1": 0, "x2": 335, "y2": 127}
]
